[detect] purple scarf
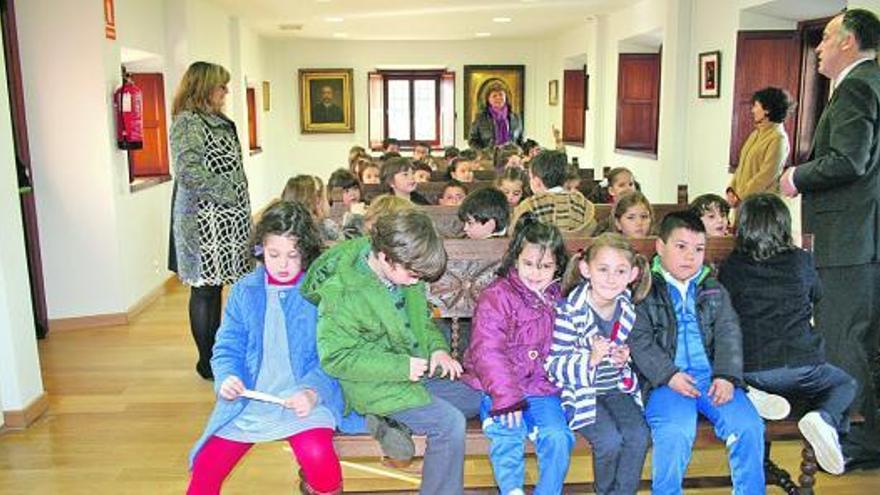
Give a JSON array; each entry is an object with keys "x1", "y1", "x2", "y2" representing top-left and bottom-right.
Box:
[{"x1": 488, "y1": 104, "x2": 511, "y2": 146}]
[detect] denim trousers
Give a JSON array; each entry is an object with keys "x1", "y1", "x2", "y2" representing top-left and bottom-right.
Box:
[
  {"x1": 645, "y1": 380, "x2": 765, "y2": 495},
  {"x1": 389, "y1": 379, "x2": 481, "y2": 495},
  {"x1": 745, "y1": 363, "x2": 857, "y2": 434},
  {"x1": 577, "y1": 393, "x2": 650, "y2": 495},
  {"x1": 480, "y1": 394, "x2": 574, "y2": 495}
]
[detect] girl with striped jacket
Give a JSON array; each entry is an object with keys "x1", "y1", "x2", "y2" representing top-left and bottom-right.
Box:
[{"x1": 545, "y1": 233, "x2": 652, "y2": 495}]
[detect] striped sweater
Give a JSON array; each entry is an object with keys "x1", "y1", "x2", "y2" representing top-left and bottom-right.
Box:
[{"x1": 545, "y1": 283, "x2": 641, "y2": 430}]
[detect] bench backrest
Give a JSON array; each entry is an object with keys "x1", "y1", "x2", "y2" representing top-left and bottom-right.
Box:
[{"x1": 361, "y1": 180, "x2": 495, "y2": 204}]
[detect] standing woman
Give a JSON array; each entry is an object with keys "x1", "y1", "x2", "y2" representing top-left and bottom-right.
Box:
[
  {"x1": 726, "y1": 87, "x2": 793, "y2": 207},
  {"x1": 468, "y1": 82, "x2": 524, "y2": 150},
  {"x1": 169, "y1": 61, "x2": 253, "y2": 380}
]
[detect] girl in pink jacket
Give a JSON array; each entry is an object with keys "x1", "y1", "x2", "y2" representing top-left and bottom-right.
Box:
[{"x1": 462, "y1": 214, "x2": 574, "y2": 495}]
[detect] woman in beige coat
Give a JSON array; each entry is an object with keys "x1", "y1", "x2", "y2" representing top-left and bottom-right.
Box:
[{"x1": 727, "y1": 87, "x2": 794, "y2": 207}]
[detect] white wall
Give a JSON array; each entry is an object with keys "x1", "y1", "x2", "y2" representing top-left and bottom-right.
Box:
[
  {"x1": 260, "y1": 38, "x2": 550, "y2": 183},
  {"x1": 0, "y1": 32, "x2": 44, "y2": 415}
]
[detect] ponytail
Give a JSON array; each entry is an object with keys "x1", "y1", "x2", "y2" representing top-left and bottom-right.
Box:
[{"x1": 570, "y1": 233, "x2": 653, "y2": 301}]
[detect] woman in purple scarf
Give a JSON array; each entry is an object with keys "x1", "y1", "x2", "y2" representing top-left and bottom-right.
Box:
[{"x1": 468, "y1": 83, "x2": 523, "y2": 150}]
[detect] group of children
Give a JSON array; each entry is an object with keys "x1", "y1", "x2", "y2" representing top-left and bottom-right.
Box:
[{"x1": 187, "y1": 144, "x2": 856, "y2": 495}]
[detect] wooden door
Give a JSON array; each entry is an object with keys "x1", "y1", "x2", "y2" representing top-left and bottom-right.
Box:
[
  {"x1": 615, "y1": 54, "x2": 660, "y2": 155},
  {"x1": 2, "y1": 0, "x2": 48, "y2": 337},
  {"x1": 562, "y1": 69, "x2": 586, "y2": 144},
  {"x1": 729, "y1": 31, "x2": 801, "y2": 169},
  {"x1": 128, "y1": 72, "x2": 169, "y2": 177},
  {"x1": 795, "y1": 17, "x2": 834, "y2": 164}
]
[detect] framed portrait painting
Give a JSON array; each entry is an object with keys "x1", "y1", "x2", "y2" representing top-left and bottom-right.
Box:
[
  {"x1": 299, "y1": 68, "x2": 354, "y2": 133},
  {"x1": 698, "y1": 51, "x2": 721, "y2": 98},
  {"x1": 549, "y1": 79, "x2": 559, "y2": 106},
  {"x1": 463, "y1": 65, "x2": 525, "y2": 137}
]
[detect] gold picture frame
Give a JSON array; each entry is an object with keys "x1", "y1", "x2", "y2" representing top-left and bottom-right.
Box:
[
  {"x1": 299, "y1": 68, "x2": 354, "y2": 133},
  {"x1": 463, "y1": 65, "x2": 525, "y2": 137},
  {"x1": 549, "y1": 79, "x2": 559, "y2": 106}
]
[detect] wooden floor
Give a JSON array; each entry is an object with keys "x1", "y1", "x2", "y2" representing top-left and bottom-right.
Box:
[{"x1": 1, "y1": 281, "x2": 879, "y2": 494}]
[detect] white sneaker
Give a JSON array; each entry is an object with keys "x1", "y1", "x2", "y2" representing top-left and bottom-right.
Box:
[
  {"x1": 798, "y1": 411, "x2": 845, "y2": 475},
  {"x1": 747, "y1": 387, "x2": 791, "y2": 420}
]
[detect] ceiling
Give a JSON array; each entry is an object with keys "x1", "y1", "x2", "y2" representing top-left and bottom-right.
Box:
[
  {"x1": 745, "y1": 0, "x2": 845, "y2": 22},
  {"x1": 208, "y1": 0, "x2": 641, "y2": 41}
]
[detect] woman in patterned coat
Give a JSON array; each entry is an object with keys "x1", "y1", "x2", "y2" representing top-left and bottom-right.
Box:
[{"x1": 169, "y1": 61, "x2": 252, "y2": 380}]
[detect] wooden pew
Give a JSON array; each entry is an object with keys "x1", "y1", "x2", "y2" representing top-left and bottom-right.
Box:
[
  {"x1": 335, "y1": 235, "x2": 818, "y2": 494},
  {"x1": 361, "y1": 181, "x2": 495, "y2": 204}
]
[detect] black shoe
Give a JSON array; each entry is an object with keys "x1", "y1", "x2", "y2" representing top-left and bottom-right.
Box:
[
  {"x1": 196, "y1": 362, "x2": 214, "y2": 381},
  {"x1": 366, "y1": 414, "x2": 415, "y2": 462}
]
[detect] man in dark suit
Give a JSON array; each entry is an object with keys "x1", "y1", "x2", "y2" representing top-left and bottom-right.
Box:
[
  {"x1": 780, "y1": 8, "x2": 880, "y2": 469},
  {"x1": 311, "y1": 84, "x2": 344, "y2": 123}
]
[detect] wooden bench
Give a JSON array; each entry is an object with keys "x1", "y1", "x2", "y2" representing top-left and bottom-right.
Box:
[
  {"x1": 335, "y1": 236, "x2": 822, "y2": 494},
  {"x1": 361, "y1": 181, "x2": 495, "y2": 204}
]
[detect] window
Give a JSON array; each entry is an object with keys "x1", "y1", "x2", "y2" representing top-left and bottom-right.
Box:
[
  {"x1": 563, "y1": 68, "x2": 587, "y2": 145},
  {"x1": 127, "y1": 72, "x2": 170, "y2": 180},
  {"x1": 246, "y1": 86, "x2": 260, "y2": 152},
  {"x1": 368, "y1": 70, "x2": 454, "y2": 150},
  {"x1": 615, "y1": 54, "x2": 661, "y2": 156}
]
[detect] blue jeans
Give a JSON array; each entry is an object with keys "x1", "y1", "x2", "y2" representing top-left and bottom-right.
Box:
[
  {"x1": 645, "y1": 381, "x2": 765, "y2": 495},
  {"x1": 577, "y1": 393, "x2": 650, "y2": 495},
  {"x1": 480, "y1": 394, "x2": 574, "y2": 495},
  {"x1": 745, "y1": 363, "x2": 856, "y2": 434},
  {"x1": 389, "y1": 379, "x2": 481, "y2": 495}
]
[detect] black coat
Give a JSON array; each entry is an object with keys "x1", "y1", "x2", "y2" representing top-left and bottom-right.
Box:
[
  {"x1": 718, "y1": 248, "x2": 824, "y2": 372},
  {"x1": 467, "y1": 107, "x2": 523, "y2": 149}
]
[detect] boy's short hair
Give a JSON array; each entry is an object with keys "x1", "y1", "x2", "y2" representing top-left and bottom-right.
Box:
[
  {"x1": 529, "y1": 150, "x2": 568, "y2": 189},
  {"x1": 658, "y1": 210, "x2": 706, "y2": 241},
  {"x1": 458, "y1": 149, "x2": 478, "y2": 161},
  {"x1": 382, "y1": 137, "x2": 400, "y2": 150},
  {"x1": 444, "y1": 146, "x2": 461, "y2": 159},
  {"x1": 412, "y1": 160, "x2": 433, "y2": 174},
  {"x1": 522, "y1": 139, "x2": 540, "y2": 155},
  {"x1": 380, "y1": 157, "x2": 414, "y2": 187},
  {"x1": 328, "y1": 168, "x2": 360, "y2": 191},
  {"x1": 458, "y1": 187, "x2": 510, "y2": 234},
  {"x1": 448, "y1": 157, "x2": 470, "y2": 178},
  {"x1": 370, "y1": 210, "x2": 447, "y2": 282},
  {"x1": 442, "y1": 180, "x2": 469, "y2": 197},
  {"x1": 689, "y1": 193, "x2": 731, "y2": 217}
]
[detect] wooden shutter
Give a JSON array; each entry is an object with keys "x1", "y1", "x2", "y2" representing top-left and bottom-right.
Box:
[
  {"x1": 562, "y1": 69, "x2": 586, "y2": 144},
  {"x1": 128, "y1": 73, "x2": 169, "y2": 177},
  {"x1": 728, "y1": 31, "x2": 800, "y2": 169},
  {"x1": 615, "y1": 54, "x2": 660, "y2": 155}
]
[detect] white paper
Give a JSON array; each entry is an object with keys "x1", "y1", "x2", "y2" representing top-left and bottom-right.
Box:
[{"x1": 240, "y1": 389, "x2": 286, "y2": 406}]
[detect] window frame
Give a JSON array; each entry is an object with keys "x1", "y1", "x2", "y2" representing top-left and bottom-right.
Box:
[{"x1": 381, "y1": 70, "x2": 442, "y2": 148}]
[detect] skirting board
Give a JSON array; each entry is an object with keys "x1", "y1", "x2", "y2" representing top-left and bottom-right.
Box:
[
  {"x1": 2, "y1": 392, "x2": 49, "y2": 429},
  {"x1": 48, "y1": 275, "x2": 180, "y2": 332}
]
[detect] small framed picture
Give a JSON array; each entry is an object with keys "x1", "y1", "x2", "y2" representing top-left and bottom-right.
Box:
[
  {"x1": 698, "y1": 51, "x2": 721, "y2": 99},
  {"x1": 299, "y1": 68, "x2": 354, "y2": 133},
  {"x1": 262, "y1": 81, "x2": 270, "y2": 111},
  {"x1": 548, "y1": 79, "x2": 559, "y2": 106}
]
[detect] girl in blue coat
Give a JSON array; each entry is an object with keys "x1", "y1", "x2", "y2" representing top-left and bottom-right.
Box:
[{"x1": 188, "y1": 201, "x2": 362, "y2": 495}]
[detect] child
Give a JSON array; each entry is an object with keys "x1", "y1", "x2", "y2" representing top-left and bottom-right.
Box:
[
  {"x1": 448, "y1": 156, "x2": 475, "y2": 183},
  {"x1": 282, "y1": 175, "x2": 340, "y2": 241},
  {"x1": 547, "y1": 233, "x2": 652, "y2": 495},
  {"x1": 496, "y1": 167, "x2": 527, "y2": 207},
  {"x1": 590, "y1": 167, "x2": 635, "y2": 204},
  {"x1": 689, "y1": 193, "x2": 731, "y2": 237},
  {"x1": 340, "y1": 194, "x2": 413, "y2": 240},
  {"x1": 303, "y1": 210, "x2": 481, "y2": 493},
  {"x1": 380, "y1": 157, "x2": 430, "y2": 205},
  {"x1": 382, "y1": 137, "x2": 401, "y2": 154},
  {"x1": 358, "y1": 161, "x2": 381, "y2": 185},
  {"x1": 609, "y1": 191, "x2": 653, "y2": 238},
  {"x1": 719, "y1": 193, "x2": 856, "y2": 475},
  {"x1": 493, "y1": 143, "x2": 523, "y2": 171},
  {"x1": 443, "y1": 146, "x2": 461, "y2": 168},
  {"x1": 458, "y1": 187, "x2": 511, "y2": 239},
  {"x1": 629, "y1": 211, "x2": 766, "y2": 494},
  {"x1": 512, "y1": 150, "x2": 596, "y2": 235},
  {"x1": 187, "y1": 201, "x2": 361, "y2": 495},
  {"x1": 413, "y1": 142, "x2": 431, "y2": 163},
  {"x1": 413, "y1": 161, "x2": 433, "y2": 183},
  {"x1": 328, "y1": 168, "x2": 362, "y2": 208},
  {"x1": 563, "y1": 164, "x2": 582, "y2": 192},
  {"x1": 462, "y1": 215, "x2": 575, "y2": 495},
  {"x1": 438, "y1": 180, "x2": 469, "y2": 206}
]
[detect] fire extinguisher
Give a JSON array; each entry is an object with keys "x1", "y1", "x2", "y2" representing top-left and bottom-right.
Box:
[{"x1": 114, "y1": 71, "x2": 144, "y2": 150}]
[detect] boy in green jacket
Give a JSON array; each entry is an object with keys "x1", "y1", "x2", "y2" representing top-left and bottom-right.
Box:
[{"x1": 303, "y1": 210, "x2": 480, "y2": 494}]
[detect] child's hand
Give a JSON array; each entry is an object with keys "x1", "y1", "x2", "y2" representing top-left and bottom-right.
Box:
[
  {"x1": 589, "y1": 336, "x2": 612, "y2": 366},
  {"x1": 609, "y1": 344, "x2": 630, "y2": 368},
  {"x1": 409, "y1": 357, "x2": 429, "y2": 381},
  {"x1": 708, "y1": 378, "x2": 734, "y2": 406},
  {"x1": 349, "y1": 202, "x2": 366, "y2": 215},
  {"x1": 283, "y1": 389, "x2": 318, "y2": 417},
  {"x1": 668, "y1": 372, "x2": 700, "y2": 398},
  {"x1": 219, "y1": 376, "x2": 245, "y2": 401},
  {"x1": 498, "y1": 410, "x2": 523, "y2": 429},
  {"x1": 430, "y1": 350, "x2": 463, "y2": 380}
]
